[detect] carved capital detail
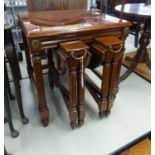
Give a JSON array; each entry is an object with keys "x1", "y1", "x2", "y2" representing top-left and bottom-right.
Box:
[{"x1": 32, "y1": 39, "x2": 40, "y2": 49}]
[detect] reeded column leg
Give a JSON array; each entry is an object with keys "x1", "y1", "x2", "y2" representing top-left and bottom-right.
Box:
[
  {"x1": 77, "y1": 52, "x2": 90, "y2": 126},
  {"x1": 59, "y1": 41, "x2": 90, "y2": 128},
  {"x1": 69, "y1": 66, "x2": 78, "y2": 129},
  {"x1": 99, "y1": 52, "x2": 112, "y2": 118},
  {"x1": 32, "y1": 53, "x2": 49, "y2": 127},
  {"x1": 107, "y1": 52, "x2": 122, "y2": 114},
  {"x1": 77, "y1": 60, "x2": 85, "y2": 127}
]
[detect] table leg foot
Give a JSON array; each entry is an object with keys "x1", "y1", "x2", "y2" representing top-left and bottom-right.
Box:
[
  {"x1": 78, "y1": 121, "x2": 84, "y2": 127},
  {"x1": 11, "y1": 129, "x2": 19, "y2": 138},
  {"x1": 69, "y1": 109, "x2": 78, "y2": 129},
  {"x1": 98, "y1": 100, "x2": 108, "y2": 118},
  {"x1": 70, "y1": 123, "x2": 76, "y2": 129},
  {"x1": 42, "y1": 121, "x2": 49, "y2": 127},
  {"x1": 105, "y1": 110, "x2": 111, "y2": 117},
  {"x1": 99, "y1": 111, "x2": 106, "y2": 119},
  {"x1": 107, "y1": 96, "x2": 115, "y2": 113},
  {"x1": 22, "y1": 117, "x2": 29, "y2": 124},
  {"x1": 39, "y1": 108, "x2": 49, "y2": 127},
  {"x1": 78, "y1": 107, "x2": 85, "y2": 127}
]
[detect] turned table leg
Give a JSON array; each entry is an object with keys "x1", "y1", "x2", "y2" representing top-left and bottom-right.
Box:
[
  {"x1": 69, "y1": 66, "x2": 78, "y2": 129},
  {"x1": 69, "y1": 51, "x2": 90, "y2": 127},
  {"x1": 32, "y1": 53, "x2": 49, "y2": 127},
  {"x1": 77, "y1": 50, "x2": 91, "y2": 126},
  {"x1": 77, "y1": 58, "x2": 86, "y2": 127}
]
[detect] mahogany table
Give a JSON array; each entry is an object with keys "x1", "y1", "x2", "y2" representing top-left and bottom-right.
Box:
[
  {"x1": 18, "y1": 10, "x2": 131, "y2": 127},
  {"x1": 115, "y1": 3, "x2": 151, "y2": 82}
]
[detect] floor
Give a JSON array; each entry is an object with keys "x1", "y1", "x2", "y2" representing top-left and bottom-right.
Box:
[
  {"x1": 4, "y1": 35, "x2": 151, "y2": 155},
  {"x1": 119, "y1": 138, "x2": 151, "y2": 155}
]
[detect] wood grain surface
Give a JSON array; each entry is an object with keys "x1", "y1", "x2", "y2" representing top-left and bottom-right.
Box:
[{"x1": 123, "y1": 49, "x2": 151, "y2": 81}]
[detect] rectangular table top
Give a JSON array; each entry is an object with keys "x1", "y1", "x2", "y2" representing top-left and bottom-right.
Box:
[{"x1": 18, "y1": 11, "x2": 131, "y2": 39}]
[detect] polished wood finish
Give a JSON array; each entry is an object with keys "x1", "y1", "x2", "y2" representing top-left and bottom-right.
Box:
[
  {"x1": 28, "y1": 10, "x2": 88, "y2": 26},
  {"x1": 95, "y1": 36, "x2": 124, "y2": 46},
  {"x1": 18, "y1": 11, "x2": 131, "y2": 126},
  {"x1": 18, "y1": 12, "x2": 131, "y2": 38},
  {"x1": 115, "y1": 3, "x2": 151, "y2": 82},
  {"x1": 60, "y1": 41, "x2": 89, "y2": 52},
  {"x1": 32, "y1": 53, "x2": 49, "y2": 126},
  {"x1": 27, "y1": 0, "x2": 87, "y2": 11},
  {"x1": 48, "y1": 41, "x2": 91, "y2": 128},
  {"x1": 86, "y1": 36, "x2": 124, "y2": 117}
]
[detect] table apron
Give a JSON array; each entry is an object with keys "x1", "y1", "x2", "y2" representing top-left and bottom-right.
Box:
[{"x1": 28, "y1": 27, "x2": 130, "y2": 54}]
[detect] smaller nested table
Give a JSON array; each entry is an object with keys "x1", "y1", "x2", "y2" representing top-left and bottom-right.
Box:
[{"x1": 115, "y1": 3, "x2": 151, "y2": 82}]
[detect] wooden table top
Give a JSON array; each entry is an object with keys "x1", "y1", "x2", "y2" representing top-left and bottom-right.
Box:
[
  {"x1": 18, "y1": 10, "x2": 131, "y2": 39},
  {"x1": 115, "y1": 3, "x2": 151, "y2": 18},
  {"x1": 28, "y1": 9, "x2": 88, "y2": 26}
]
